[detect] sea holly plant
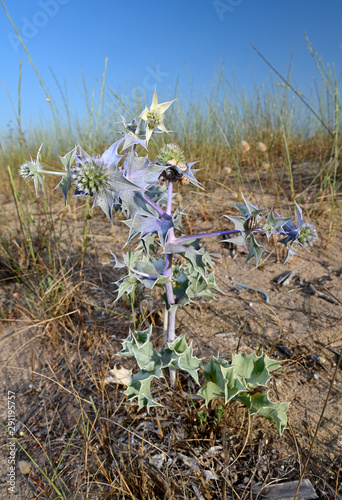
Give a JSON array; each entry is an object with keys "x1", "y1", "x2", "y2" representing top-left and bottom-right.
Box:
[{"x1": 19, "y1": 89, "x2": 318, "y2": 435}]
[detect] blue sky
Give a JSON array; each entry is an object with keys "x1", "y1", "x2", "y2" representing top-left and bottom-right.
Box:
[{"x1": 1, "y1": 0, "x2": 342, "y2": 133}]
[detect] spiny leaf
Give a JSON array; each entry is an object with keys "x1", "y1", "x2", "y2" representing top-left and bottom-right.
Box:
[
  {"x1": 232, "y1": 352, "x2": 271, "y2": 388},
  {"x1": 198, "y1": 357, "x2": 247, "y2": 405},
  {"x1": 263, "y1": 209, "x2": 291, "y2": 240},
  {"x1": 231, "y1": 193, "x2": 264, "y2": 220},
  {"x1": 246, "y1": 234, "x2": 267, "y2": 266},
  {"x1": 124, "y1": 372, "x2": 162, "y2": 411},
  {"x1": 56, "y1": 148, "x2": 76, "y2": 203},
  {"x1": 124, "y1": 156, "x2": 166, "y2": 188},
  {"x1": 115, "y1": 275, "x2": 139, "y2": 301},
  {"x1": 120, "y1": 327, "x2": 163, "y2": 375},
  {"x1": 164, "y1": 336, "x2": 203, "y2": 383},
  {"x1": 236, "y1": 391, "x2": 289, "y2": 435}
]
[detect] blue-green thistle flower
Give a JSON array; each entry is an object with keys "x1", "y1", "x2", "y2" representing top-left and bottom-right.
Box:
[
  {"x1": 297, "y1": 222, "x2": 318, "y2": 247},
  {"x1": 279, "y1": 202, "x2": 318, "y2": 263},
  {"x1": 72, "y1": 139, "x2": 142, "y2": 221},
  {"x1": 73, "y1": 155, "x2": 109, "y2": 196}
]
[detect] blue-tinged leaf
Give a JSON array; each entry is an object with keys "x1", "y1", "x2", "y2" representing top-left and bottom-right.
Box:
[
  {"x1": 108, "y1": 252, "x2": 126, "y2": 269},
  {"x1": 108, "y1": 170, "x2": 142, "y2": 197},
  {"x1": 246, "y1": 234, "x2": 267, "y2": 266},
  {"x1": 182, "y1": 161, "x2": 202, "y2": 188},
  {"x1": 231, "y1": 193, "x2": 264, "y2": 220},
  {"x1": 223, "y1": 215, "x2": 249, "y2": 246},
  {"x1": 263, "y1": 209, "x2": 292, "y2": 240},
  {"x1": 101, "y1": 136, "x2": 125, "y2": 169},
  {"x1": 241, "y1": 193, "x2": 264, "y2": 219},
  {"x1": 121, "y1": 191, "x2": 156, "y2": 219},
  {"x1": 92, "y1": 190, "x2": 116, "y2": 221},
  {"x1": 125, "y1": 156, "x2": 165, "y2": 187},
  {"x1": 122, "y1": 133, "x2": 147, "y2": 151},
  {"x1": 124, "y1": 214, "x2": 161, "y2": 242},
  {"x1": 56, "y1": 148, "x2": 76, "y2": 203},
  {"x1": 125, "y1": 213, "x2": 173, "y2": 244},
  {"x1": 295, "y1": 201, "x2": 304, "y2": 229},
  {"x1": 282, "y1": 244, "x2": 298, "y2": 264},
  {"x1": 55, "y1": 174, "x2": 72, "y2": 204},
  {"x1": 164, "y1": 241, "x2": 199, "y2": 256}
]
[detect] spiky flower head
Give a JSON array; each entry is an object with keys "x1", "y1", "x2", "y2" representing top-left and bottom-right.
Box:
[
  {"x1": 73, "y1": 156, "x2": 110, "y2": 196},
  {"x1": 140, "y1": 89, "x2": 175, "y2": 144},
  {"x1": 297, "y1": 222, "x2": 318, "y2": 248},
  {"x1": 263, "y1": 221, "x2": 274, "y2": 236},
  {"x1": 19, "y1": 144, "x2": 45, "y2": 195},
  {"x1": 157, "y1": 144, "x2": 185, "y2": 166}
]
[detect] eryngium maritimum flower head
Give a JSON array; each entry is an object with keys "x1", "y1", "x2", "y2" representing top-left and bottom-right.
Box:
[
  {"x1": 157, "y1": 144, "x2": 185, "y2": 166},
  {"x1": 140, "y1": 89, "x2": 175, "y2": 144},
  {"x1": 298, "y1": 222, "x2": 318, "y2": 248},
  {"x1": 73, "y1": 156, "x2": 109, "y2": 196},
  {"x1": 19, "y1": 144, "x2": 45, "y2": 195}
]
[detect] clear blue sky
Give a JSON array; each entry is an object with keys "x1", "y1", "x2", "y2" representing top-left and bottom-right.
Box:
[{"x1": 1, "y1": 0, "x2": 342, "y2": 133}]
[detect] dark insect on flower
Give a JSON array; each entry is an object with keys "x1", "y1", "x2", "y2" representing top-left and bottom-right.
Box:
[{"x1": 165, "y1": 168, "x2": 176, "y2": 179}]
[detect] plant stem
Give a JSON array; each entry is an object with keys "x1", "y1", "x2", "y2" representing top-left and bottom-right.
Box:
[
  {"x1": 163, "y1": 305, "x2": 168, "y2": 345},
  {"x1": 168, "y1": 306, "x2": 177, "y2": 387},
  {"x1": 163, "y1": 253, "x2": 175, "y2": 308},
  {"x1": 163, "y1": 180, "x2": 176, "y2": 312},
  {"x1": 43, "y1": 170, "x2": 65, "y2": 177},
  {"x1": 175, "y1": 229, "x2": 240, "y2": 244},
  {"x1": 162, "y1": 180, "x2": 178, "y2": 386},
  {"x1": 167, "y1": 307, "x2": 176, "y2": 343}
]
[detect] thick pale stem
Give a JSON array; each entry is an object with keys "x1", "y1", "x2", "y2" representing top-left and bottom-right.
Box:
[
  {"x1": 163, "y1": 180, "x2": 177, "y2": 387},
  {"x1": 166, "y1": 179, "x2": 173, "y2": 214},
  {"x1": 168, "y1": 307, "x2": 177, "y2": 388},
  {"x1": 167, "y1": 307, "x2": 176, "y2": 343},
  {"x1": 163, "y1": 254, "x2": 175, "y2": 307},
  {"x1": 163, "y1": 305, "x2": 168, "y2": 345},
  {"x1": 163, "y1": 179, "x2": 175, "y2": 311}
]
